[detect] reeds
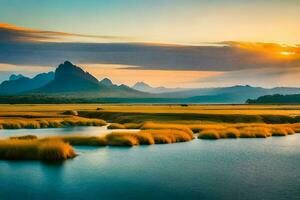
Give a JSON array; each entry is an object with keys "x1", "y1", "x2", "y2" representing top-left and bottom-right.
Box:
[
  {"x1": 240, "y1": 127, "x2": 271, "y2": 138},
  {"x1": 0, "y1": 139, "x2": 76, "y2": 161},
  {"x1": 220, "y1": 128, "x2": 240, "y2": 138},
  {"x1": 38, "y1": 140, "x2": 76, "y2": 161},
  {"x1": 141, "y1": 122, "x2": 193, "y2": 138},
  {"x1": 107, "y1": 123, "x2": 126, "y2": 129},
  {"x1": 198, "y1": 129, "x2": 220, "y2": 139},
  {"x1": 0, "y1": 117, "x2": 106, "y2": 129},
  {"x1": 10, "y1": 135, "x2": 38, "y2": 140},
  {"x1": 106, "y1": 133, "x2": 139, "y2": 146},
  {"x1": 105, "y1": 129, "x2": 193, "y2": 146},
  {"x1": 270, "y1": 127, "x2": 288, "y2": 136}
]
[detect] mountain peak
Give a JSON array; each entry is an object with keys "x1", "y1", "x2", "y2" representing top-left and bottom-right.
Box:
[
  {"x1": 100, "y1": 78, "x2": 113, "y2": 86},
  {"x1": 35, "y1": 61, "x2": 100, "y2": 93},
  {"x1": 134, "y1": 82, "x2": 151, "y2": 87},
  {"x1": 55, "y1": 61, "x2": 99, "y2": 84},
  {"x1": 9, "y1": 74, "x2": 26, "y2": 81}
]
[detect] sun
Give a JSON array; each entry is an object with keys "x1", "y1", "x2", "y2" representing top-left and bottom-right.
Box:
[{"x1": 281, "y1": 51, "x2": 295, "y2": 55}]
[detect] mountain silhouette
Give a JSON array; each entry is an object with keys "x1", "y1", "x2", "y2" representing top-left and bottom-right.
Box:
[
  {"x1": 132, "y1": 82, "x2": 185, "y2": 93},
  {"x1": 9, "y1": 74, "x2": 26, "y2": 81},
  {"x1": 31, "y1": 61, "x2": 148, "y2": 97},
  {"x1": 99, "y1": 78, "x2": 113, "y2": 87},
  {"x1": 36, "y1": 61, "x2": 101, "y2": 93},
  {"x1": 0, "y1": 72, "x2": 54, "y2": 94}
]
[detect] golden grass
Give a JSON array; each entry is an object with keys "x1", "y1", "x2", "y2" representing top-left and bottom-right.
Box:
[
  {"x1": 0, "y1": 117, "x2": 106, "y2": 129},
  {"x1": 290, "y1": 123, "x2": 300, "y2": 133},
  {"x1": 10, "y1": 135, "x2": 38, "y2": 140},
  {"x1": 240, "y1": 127, "x2": 271, "y2": 138},
  {"x1": 106, "y1": 131, "x2": 154, "y2": 146},
  {"x1": 105, "y1": 129, "x2": 193, "y2": 146},
  {"x1": 62, "y1": 110, "x2": 78, "y2": 116},
  {"x1": 198, "y1": 129, "x2": 220, "y2": 139},
  {"x1": 189, "y1": 124, "x2": 227, "y2": 133},
  {"x1": 1, "y1": 104, "x2": 300, "y2": 115},
  {"x1": 38, "y1": 140, "x2": 76, "y2": 161},
  {"x1": 141, "y1": 122, "x2": 193, "y2": 138},
  {"x1": 220, "y1": 128, "x2": 240, "y2": 138},
  {"x1": 123, "y1": 123, "x2": 143, "y2": 129},
  {"x1": 107, "y1": 123, "x2": 126, "y2": 129},
  {"x1": 144, "y1": 129, "x2": 193, "y2": 143},
  {"x1": 270, "y1": 127, "x2": 288, "y2": 136},
  {"x1": 0, "y1": 139, "x2": 76, "y2": 161},
  {"x1": 106, "y1": 134, "x2": 139, "y2": 146}
]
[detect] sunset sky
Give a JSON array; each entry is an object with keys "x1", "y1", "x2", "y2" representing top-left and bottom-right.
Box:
[{"x1": 0, "y1": 0, "x2": 300, "y2": 88}]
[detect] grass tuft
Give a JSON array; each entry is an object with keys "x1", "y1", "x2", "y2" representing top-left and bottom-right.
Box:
[
  {"x1": 106, "y1": 134, "x2": 139, "y2": 146},
  {"x1": 221, "y1": 128, "x2": 240, "y2": 138},
  {"x1": 62, "y1": 110, "x2": 78, "y2": 116},
  {"x1": 0, "y1": 139, "x2": 76, "y2": 161},
  {"x1": 141, "y1": 122, "x2": 193, "y2": 138},
  {"x1": 38, "y1": 140, "x2": 76, "y2": 161},
  {"x1": 271, "y1": 127, "x2": 288, "y2": 136},
  {"x1": 0, "y1": 117, "x2": 106, "y2": 129},
  {"x1": 107, "y1": 123, "x2": 126, "y2": 129},
  {"x1": 10, "y1": 135, "x2": 38, "y2": 140},
  {"x1": 198, "y1": 129, "x2": 220, "y2": 140}
]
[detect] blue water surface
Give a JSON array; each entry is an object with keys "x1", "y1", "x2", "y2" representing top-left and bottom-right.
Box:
[{"x1": 0, "y1": 130, "x2": 299, "y2": 200}]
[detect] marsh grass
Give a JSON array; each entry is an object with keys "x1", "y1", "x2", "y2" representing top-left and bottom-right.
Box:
[
  {"x1": 106, "y1": 134, "x2": 139, "y2": 146},
  {"x1": 220, "y1": 128, "x2": 240, "y2": 138},
  {"x1": 0, "y1": 117, "x2": 106, "y2": 129},
  {"x1": 38, "y1": 140, "x2": 76, "y2": 161},
  {"x1": 123, "y1": 123, "x2": 143, "y2": 129},
  {"x1": 10, "y1": 135, "x2": 38, "y2": 140},
  {"x1": 107, "y1": 123, "x2": 126, "y2": 129},
  {"x1": 290, "y1": 123, "x2": 300, "y2": 133},
  {"x1": 62, "y1": 110, "x2": 78, "y2": 116},
  {"x1": 105, "y1": 129, "x2": 193, "y2": 146},
  {"x1": 270, "y1": 127, "x2": 288, "y2": 136},
  {"x1": 198, "y1": 129, "x2": 220, "y2": 139},
  {"x1": 189, "y1": 124, "x2": 226, "y2": 133},
  {"x1": 141, "y1": 122, "x2": 193, "y2": 138},
  {"x1": 240, "y1": 127, "x2": 271, "y2": 138},
  {"x1": 0, "y1": 139, "x2": 76, "y2": 161}
]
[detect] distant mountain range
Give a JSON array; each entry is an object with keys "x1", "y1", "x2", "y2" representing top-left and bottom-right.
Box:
[
  {"x1": 132, "y1": 82, "x2": 185, "y2": 93},
  {"x1": 0, "y1": 72, "x2": 54, "y2": 94},
  {"x1": 1, "y1": 61, "x2": 300, "y2": 103}
]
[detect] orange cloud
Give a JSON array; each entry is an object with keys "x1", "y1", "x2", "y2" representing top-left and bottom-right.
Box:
[{"x1": 0, "y1": 23, "x2": 132, "y2": 43}]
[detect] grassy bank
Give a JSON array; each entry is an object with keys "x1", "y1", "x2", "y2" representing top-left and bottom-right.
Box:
[
  {"x1": 197, "y1": 123, "x2": 297, "y2": 139},
  {"x1": 0, "y1": 117, "x2": 106, "y2": 129},
  {"x1": 0, "y1": 139, "x2": 76, "y2": 161}
]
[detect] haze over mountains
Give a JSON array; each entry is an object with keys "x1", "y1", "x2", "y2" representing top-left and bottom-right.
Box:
[{"x1": 1, "y1": 61, "x2": 300, "y2": 103}]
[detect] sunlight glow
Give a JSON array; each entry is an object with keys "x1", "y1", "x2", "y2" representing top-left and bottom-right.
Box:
[{"x1": 281, "y1": 51, "x2": 295, "y2": 55}]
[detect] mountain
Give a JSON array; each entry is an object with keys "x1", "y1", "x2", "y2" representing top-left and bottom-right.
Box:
[
  {"x1": 247, "y1": 94, "x2": 300, "y2": 104},
  {"x1": 9, "y1": 74, "x2": 25, "y2": 81},
  {"x1": 0, "y1": 72, "x2": 54, "y2": 94},
  {"x1": 132, "y1": 82, "x2": 185, "y2": 93},
  {"x1": 99, "y1": 78, "x2": 113, "y2": 87},
  {"x1": 32, "y1": 61, "x2": 150, "y2": 97},
  {"x1": 162, "y1": 85, "x2": 300, "y2": 103},
  {"x1": 36, "y1": 61, "x2": 101, "y2": 93},
  {"x1": 2, "y1": 60, "x2": 300, "y2": 103}
]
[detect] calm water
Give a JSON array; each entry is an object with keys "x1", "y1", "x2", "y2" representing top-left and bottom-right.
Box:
[
  {"x1": 0, "y1": 125, "x2": 138, "y2": 138},
  {"x1": 0, "y1": 129, "x2": 300, "y2": 200}
]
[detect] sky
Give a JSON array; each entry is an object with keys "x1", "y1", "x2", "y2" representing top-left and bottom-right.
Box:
[{"x1": 0, "y1": 0, "x2": 300, "y2": 88}]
